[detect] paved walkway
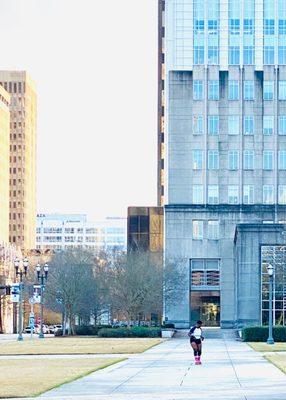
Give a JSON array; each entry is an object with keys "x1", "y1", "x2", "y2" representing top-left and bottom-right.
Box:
[{"x1": 30, "y1": 329, "x2": 286, "y2": 400}]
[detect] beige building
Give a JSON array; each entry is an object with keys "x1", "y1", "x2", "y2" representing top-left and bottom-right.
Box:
[
  {"x1": 0, "y1": 85, "x2": 10, "y2": 244},
  {"x1": 0, "y1": 71, "x2": 37, "y2": 251}
]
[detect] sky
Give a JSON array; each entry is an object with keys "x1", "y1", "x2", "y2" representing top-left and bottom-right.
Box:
[{"x1": 0, "y1": 0, "x2": 158, "y2": 220}]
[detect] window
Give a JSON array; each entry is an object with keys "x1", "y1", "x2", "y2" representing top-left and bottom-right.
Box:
[
  {"x1": 279, "y1": 47, "x2": 286, "y2": 64},
  {"x1": 279, "y1": 19, "x2": 286, "y2": 34},
  {"x1": 207, "y1": 220, "x2": 219, "y2": 240},
  {"x1": 208, "y1": 80, "x2": 219, "y2": 100},
  {"x1": 229, "y1": 19, "x2": 240, "y2": 34},
  {"x1": 229, "y1": 46, "x2": 240, "y2": 64},
  {"x1": 208, "y1": 116, "x2": 219, "y2": 135},
  {"x1": 193, "y1": 115, "x2": 204, "y2": 134},
  {"x1": 228, "y1": 150, "x2": 239, "y2": 170},
  {"x1": 208, "y1": 150, "x2": 219, "y2": 170},
  {"x1": 194, "y1": 19, "x2": 204, "y2": 31},
  {"x1": 228, "y1": 115, "x2": 239, "y2": 135},
  {"x1": 193, "y1": 220, "x2": 203, "y2": 240},
  {"x1": 244, "y1": 81, "x2": 254, "y2": 100},
  {"x1": 193, "y1": 150, "x2": 203, "y2": 170},
  {"x1": 228, "y1": 80, "x2": 239, "y2": 100},
  {"x1": 263, "y1": 150, "x2": 274, "y2": 170},
  {"x1": 279, "y1": 81, "x2": 286, "y2": 100},
  {"x1": 228, "y1": 185, "x2": 239, "y2": 204},
  {"x1": 263, "y1": 116, "x2": 274, "y2": 135},
  {"x1": 278, "y1": 150, "x2": 286, "y2": 169},
  {"x1": 263, "y1": 81, "x2": 274, "y2": 100},
  {"x1": 208, "y1": 46, "x2": 219, "y2": 64},
  {"x1": 263, "y1": 185, "x2": 274, "y2": 204},
  {"x1": 264, "y1": 19, "x2": 275, "y2": 35},
  {"x1": 191, "y1": 259, "x2": 220, "y2": 287},
  {"x1": 243, "y1": 185, "x2": 254, "y2": 204},
  {"x1": 264, "y1": 46, "x2": 275, "y2": 64},
  {"x1": 279, "y1": 185, "x2": 286, "y2": 204},
  {"x1": 244, "y1": 116, "x2": 254, "y2": 135},
  {"x1": 208, "y1": 185, "x2": 219, "y2": 204},
  {"x1": 194, "y1": 46, "x2": 204, "y2": 64},
  {"x1": 244, "y1": 46, "x2": 254, "y2": 64},
  {"x1": 193, "y1": 185, "x2": 203, "y2": 204},
  {"x1": 243, "y1": 150, "x2": 254, "y2": 170},
  {"x1": 193, "y1": 80, "x2": 204, "y2": 100},
  {"x1": 244, "y1": 18, "x2": 254, "y2": 34}
]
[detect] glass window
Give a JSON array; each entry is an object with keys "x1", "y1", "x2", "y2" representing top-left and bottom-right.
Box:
[
  {"x1": 229, "y1": 19, "x2": 240, "y2": 34},
  {"x1": 208, "y1": 116, "x2": 219, "y2": 135},
  {"x1": 279, "y1": 19, "x2": 286, "y2": 34},
  {"x1": 279, "y1": 81, "x2": 286, "y2": 100},
  {"x1": 193, "y1": 80, "x2": 204, "y2": 100},
  {"x1": 193, "y1": 185, "x2": 204, "y2": 204},
  {"x1": 279, "y1": 47, "x2": 286, "y2": 65},
  {"x1": 279, "y1": 116, "x2": 286, "y2": 135},
  {"x1": 229, "y1": 46, "x2": 240, "y2": 65},
  {"x1": 208, "y1": 150, "x2": 219, "y2": 170},
  {"x1": 193, "y1": 150, "x2": 203, "y2": 170},
  {"x1": 263, "y1": 116, "x2": 274, "y2": 135},
  {"x1": 193, "y1": 115, "x2": 204, "y2": 134},
  {"x1": 244, "y1": 81, "x2": 254, "y2": 100},
  {"x1": 243, "y1": 150, "x2": 254, "y2": 170},
  {"x1": 208, "y1": 80, "x2": 219, "y2": 100},
  {"x1": 194, "y1": 46, "x2": 204, "y2": 64},
  {"x1": 208, "y1": 185, "x2": 219, "y2": 204},
  {"x1": 193, "y1": 220, "x2": 203, "y2": 240},
  {"x1": 263, "y1": 150, "x2": 274, "y2": 170},
  {"x1": 263, "y1": 81, "x2": 274, "y2": 100},
  {"x1": 278, "y1": 150, "x2": 286, "y2": 169},
  {"x1": 194, "y1": 19, "x2": 204, "y2": 31},
  {"x1": 208, "y1": 220, "x2": 219, "y2": 240},
  {"x1": 228, "y1": 80, "x2": 239, "y2": 100},
  {"x1": 279, "y1": 185, "x2": 286, "y2": 204},
  {"x1": 263, "y1": 185, "x2": 274, "y2": 204},
  {"x1": 228, "y1": 115, "x2": 239, "y2": 135},
  {"x1": 243, "y1": 185, "x2": 254, "y2": 204},
  {"x1": 228, "y1": 185, "x2": 239, "y2": 204},
  {"x1": 244, "y1": 18, "x2": 254, "y2": 34},
  {"x1": 264, "y1": 19, "x2": 275, "y2": 35},
  {"x1": 208, "y1": 46, "x2": 219, "y2": 64},
  {"x1": 244, "y1": 116, "x2": 254, "y2": 135},
  {"x1": 228, "y1": 150, "x2": 239, "y2": 170},
  {"x1": 244, "y1": 46, "x2": 254, "y2": 64}
]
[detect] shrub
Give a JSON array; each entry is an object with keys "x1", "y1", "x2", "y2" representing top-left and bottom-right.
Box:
[
  {"x1": 242, "y1": 326, "x2": 286, "y2": 342},
  {"x1": 98, "y1": 327, "x2": 161, "y2": 338},
  {"x1": 54, "y1": 329, "x2": 68, "y2": 337},
  {"x1": 161, "y1": 323, "x2": 175, "y2": 329},
  {"x1": 74, "y1": 325, "x2": 98, "y2": 336}
]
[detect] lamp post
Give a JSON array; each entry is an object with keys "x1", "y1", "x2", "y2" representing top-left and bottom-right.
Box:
[
  {"x1": 36, "y1": 263, "x2": 49, "y2": 339},
  {"x1": 14, "y1": 257, "x2": 29, "y2": 341},
  {"x1": 267, "y1": 264, "x2": 275, "y2": 345}
]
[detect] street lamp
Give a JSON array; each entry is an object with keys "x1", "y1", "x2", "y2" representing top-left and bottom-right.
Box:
[
  {"x1": 36, "y1": 263, "x2": 49, "y2": 339},
  {"x1": 267, "y1": 264, "x2": 275, "y2": 345},
  {"x1": 14, "y1": 257, "x2": 29, "y2": 341}
]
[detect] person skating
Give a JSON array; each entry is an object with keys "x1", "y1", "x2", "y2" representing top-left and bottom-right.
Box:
[{"x1": 188, "y1": 320, "x2": 204, "y2": 365}]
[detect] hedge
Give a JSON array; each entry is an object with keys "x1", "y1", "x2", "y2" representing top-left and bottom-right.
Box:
[
  {"x1": 162, "y1": 323, "x2": 175, "y2": 329},
  {"x1": 242, "y1": 326, "x2": 286, "y2": 342},
  {"x1": 98, "y1": 327, "x2": 161, "y2": 338}
]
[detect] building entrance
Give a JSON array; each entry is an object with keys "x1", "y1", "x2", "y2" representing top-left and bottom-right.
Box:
[{"x1": 190, "y1": 291, "x2": 220, "y2": 327}]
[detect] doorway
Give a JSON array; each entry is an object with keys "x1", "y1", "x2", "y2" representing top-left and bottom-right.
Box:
[{"x1": 190, "y1": 291, "x2": 220, "y2": 327}]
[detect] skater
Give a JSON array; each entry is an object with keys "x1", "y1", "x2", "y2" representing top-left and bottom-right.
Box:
[{"x1": 188, "y1": 320, "x2": 204, "y2": 365}]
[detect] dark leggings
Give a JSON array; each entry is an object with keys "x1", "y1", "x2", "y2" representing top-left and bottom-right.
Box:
[{"x1": 191, "y1": 339, "x2": 202, "y2": 356}]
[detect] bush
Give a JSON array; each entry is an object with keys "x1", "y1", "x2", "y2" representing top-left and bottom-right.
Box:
[
  {"x1": 161, "y1": 323, "x2": 175, "y2": 329},
  {"x1": 242, "y1": 326, "x2": 286, "y2": 342},
  {"x1": 75, "y1": 325, "x2": 98, "y2": 336},
  {"x1": 98, "y1": 327, "x2": 161, "y2": 338},
  {"x1": 54, "y1": 329, "x2": 68, "y2": 337}
]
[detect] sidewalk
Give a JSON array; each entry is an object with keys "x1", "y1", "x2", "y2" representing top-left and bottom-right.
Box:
[{"x1": 28, "y1": 329, "x2": 286, "y2": 400}]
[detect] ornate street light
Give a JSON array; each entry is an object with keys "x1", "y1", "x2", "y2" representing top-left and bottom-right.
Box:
[
  {"x1": 14, "y1": 257, "x2": 29, "y2": 341},
  {"x1": 36, "y1": 263, "x2": 49, "y2": 339},
  {"x1": 267, "y1": 264, "x2": 275, "y2": 345}
]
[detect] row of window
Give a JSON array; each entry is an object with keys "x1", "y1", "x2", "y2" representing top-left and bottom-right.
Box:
[
  {"x1": 192, "y1": 150, "x2": 286, "y2": 170},
  {"x1": 37, "y1": 236, "x2": 125, "y2": 243},
  {"x1": 0, "y1": 81, "x2": 25, "y2": 94},
  {"x1": 36, "y1": 227, "x2": 125, "y2": 234},
  {"x1": 193, "y1": 80, "x2": 286, "y2": 101},
  {"x1": 192, "y1": 115, "x2": 286, "y2": 135},
  {"x1": 191, "y1": 184, "x2": 286, "y2": 205},
  {"x1": 190, "y1": 259, "x2": 220, "y2": 287}
]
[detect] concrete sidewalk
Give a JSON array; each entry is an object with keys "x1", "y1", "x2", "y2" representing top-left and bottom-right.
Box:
[{"x1": 31, "y1": 329, "x2": 286, "y2": 400}]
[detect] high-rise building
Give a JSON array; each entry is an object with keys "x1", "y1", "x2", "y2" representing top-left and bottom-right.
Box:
[
  {"x1": 163, "y1": 0, "x2": 286, "y2": 328},
  {"x1": 0, "y1": 85, "x2": 10, "y2": 243},
  {"x1": 0, "y1": 71, "x2": 37, "y2": 251}
]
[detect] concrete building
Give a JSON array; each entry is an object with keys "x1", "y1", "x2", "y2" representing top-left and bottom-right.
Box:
[
  {"x1": 0, "y1": 71, "x2": 37, "y2": 252},
  {"x1": 163, "y1": 0, "x2": 286, "y2": 328},
  {"x1": 36, "y1": 214, "x2": 127, "y2": 252},
  {"x1": 0, "y1": 85, "x2": 10, "y2": 244}
]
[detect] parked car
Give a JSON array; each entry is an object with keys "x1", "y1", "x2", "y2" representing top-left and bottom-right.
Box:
[
  {"x1": 24, "y1": 326, "x2": 32, "y2": 334},
  {"x1": 54, "y1": 324, "x2": 62, "y2": 332},
  {"x1": 48, "y1": 325, "x2": 55, "y2": 334}
]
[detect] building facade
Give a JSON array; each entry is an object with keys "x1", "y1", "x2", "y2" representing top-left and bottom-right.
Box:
[
  {"x1": 0, "y1": 86, "x2": 10, "y2": 244},
  {"x1": 36, "y1": 214, "x2": 127, "y2": 252},
  {"x1": 163, "y1": 0, "x2": 286, "y2": 328},
  {"x1": 0, "y1": 71, "x2": 37, "y2": 252}
]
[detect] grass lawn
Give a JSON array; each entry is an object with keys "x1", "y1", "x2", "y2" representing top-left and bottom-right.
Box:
[
  {"x1": 265, "y1": 354, "x2": 286, "y2": 374},
  {"x1": 248, "y1": 342, "x2": 286, "y2": 352},
  {"x1": 0, "y1": 337, "x2": 163, "y2": 355},
  {"x1": 0, "y1": 358, "x2": 123, "y2": 398}
]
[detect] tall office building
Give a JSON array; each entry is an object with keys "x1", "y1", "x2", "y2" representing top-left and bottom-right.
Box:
[
  {"x1": 0, "y1": 86, "x2": 10, "y2": 243},
  {"x1": 0, "y1": 71, "x2": 37, "y2": 251},
  {"x1": 163, "y1": 0, "x2": 286, "y2": 328}
]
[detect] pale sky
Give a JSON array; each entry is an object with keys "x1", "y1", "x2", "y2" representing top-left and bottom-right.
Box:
[{"x1": 0, "y1": 0, "x2": 158, "y2": 219}]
